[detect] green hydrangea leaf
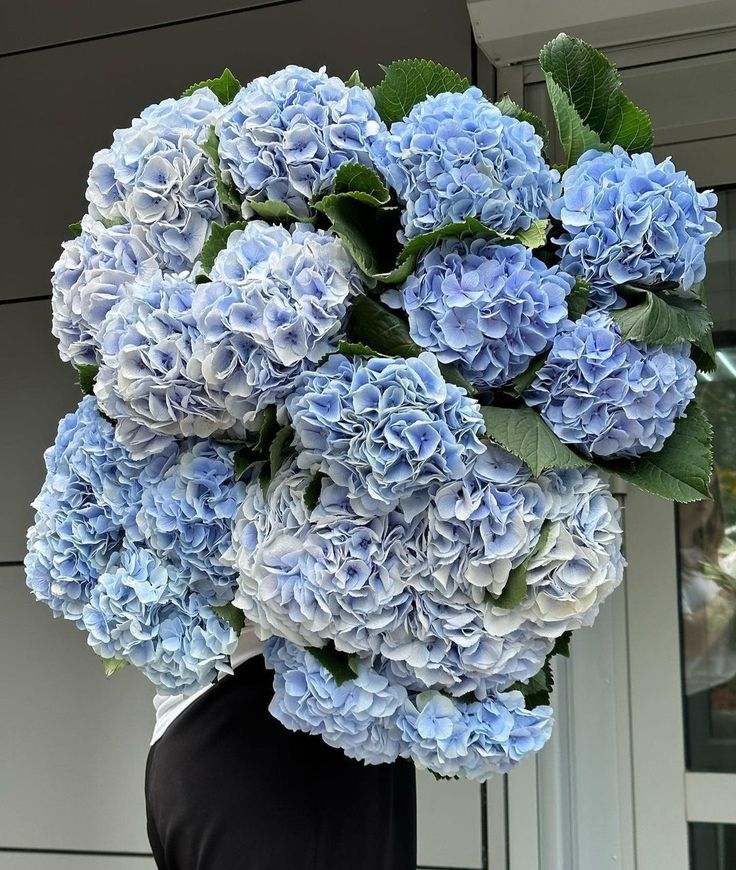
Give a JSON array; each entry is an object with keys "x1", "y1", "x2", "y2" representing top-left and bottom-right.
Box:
[
  {"x1": 371, "y1": 58, "x2": 470, "y2": 125},
  {"x1": 566, "y1": 277, "x2": 591, "y2": 322},
  {"x1": 69, "y1": 220, "x2": 83, "y2": 238},
  {"x1": 511, "y1": 631, "x2": 573, "y2": 709},
  {"x1": 182, "y1": 68, "x2": 242, "y2": 104},
  {"x1": 611, "y1": 285, "x2": 712, "y2": 345},
  {"x1": 255, "y1": 406, "x2": 279, "y2": 454},
  {"x1": 314, "y1": 194, "x2": 402, "y2": 278},
  {"x1": 337, "y1": 341, "x2": 387, "y2": 359},
  {"x1": 199, "y1": 221, "x2": 246, "y2": 275},
  {"x1": 304, "y1": 470, "x2": 326, "y2": 512},
  {"x1": 539, "y1": 33, "x2": 653, "y2": 167},
  {"x1": 511, "y1": 353, "x2": 548, "y2": 397},
  {"x1": 551, "y1": 630, "x2": 573, "y2": 658},
  {"x1": 332, "y1": 163, "x2": 389, "y2": 203},
  {"x1": 348, "y1": 295, "x2": 476, "y2": 394},
  {"x1": 233, "y1": 448, "x2": 263, "y2": 482},
  {"x1": 691, "y1": 330, "x2": 717, "y2": 373},
  {"x1": 490, "y1": 521, "x2": 552, "y2": 609},
  {"x1": 270, "y1": 425, "x2": 295, "y2": 480},
  {"x1": 102, "y1": 657, "x2": 128, "y2": 678},
  {"x1": 597, "y1": 402, "x2": 713, "y2": 503},
  {"x1": 496, "y1": 94, "x2": 549, "y2": 149},
  {"x1": 100, "y1": 216, "x2": 126, "y2": 229},
  {"x1": 212, "y1": 603, "x2": 246, "y2": 634},
  {"x1": 76, "y1": 364, "x2": 99, "y2": 397},
  {"x1": 307, "y1": 642, "x2": 358, "y2": 686},
  {"x1": 345, "y1": 70, "x2": 365, "y2": 88},
  {"x1": 201, "y1": 126, "x2": 242, "y2": 213},
  {"x1": 247, "y1": 199, "x2": 307, "y2": 223},
  {"x1": 480, "y1": 405, "x2": 590, "y2": 476},
  {"x1": 514, "y1": 219, "x2": 549, "y2": 250}
]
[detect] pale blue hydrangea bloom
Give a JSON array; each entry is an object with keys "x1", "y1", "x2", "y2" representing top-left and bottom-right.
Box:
[
  {"x1": 87, "y1": 88, "x2": 226, "y2": 271},
  {"x1": 229, "y1": 451, "x2": 555, "y2": 697},
  {"x1": 215, "y1": 65, "x2": 385, "y2": 217},
  {"x1": 26, "y1": 398, "x2": 244, "y2": 691},
  {"x1": 228, "y1": 459, "x2": 422, "y2": 653},
  {"x1": 265, "y1": 637, "x2": 407, "y2": 765},
  {"x1": 82, "y1": 542, "x2": 237, "y2": 693},
  {"x1": 24, "y1": 397, "x2": 146, "y2": 624},
  {"x1": 525, "y1": 311, "x2": 697, "y2": 459},
  {"x1": 370, "y1": 88, "x2": 559, "y2": 239},
  {"x1": 485, "y1": 466, "x2": 625, "y2": 640},
  {"x1": 191, "y1": 221, "x2": 362, "y2": 421},
  {"x1": 265, "y1": 638, "x2": 554, "y2": 778},
  {"x1": 51, "y1": 215, "x2": 158, "y2": 366},
  {"x1": 550, "y1": 146, "x2": 721, "y2": 307},
  {"x1": 286, "y1": 353, "x2": 486, "y2": 520},
  {"x1": 377, "y1": 586, "x2": 554, "y2": 696},
  {"x1": 430, "y1": 445, "x2": 551, "y2": 597},
  {"x1": 95, "y1": 271, "x2": 234, "y2": 458},
  {"x1": 385, "y1": 239, "x2": 572, "y2": 388},
  {"x1": 397, "y1": 689, "x2": 553, "y2": 780},
  {"x1": 136, "y1": 440, "x2": 245, "y2": 606}
]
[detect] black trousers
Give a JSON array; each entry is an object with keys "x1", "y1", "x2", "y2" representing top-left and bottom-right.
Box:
[{"x1": 145, "y1": 655, "x2": 417, "y2": 870}]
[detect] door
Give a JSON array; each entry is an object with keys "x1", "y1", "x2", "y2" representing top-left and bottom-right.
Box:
[{"x1": 493, "y1": 28, "x2": 736, "y2": 870}]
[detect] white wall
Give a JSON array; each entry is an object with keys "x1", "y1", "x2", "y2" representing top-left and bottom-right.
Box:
[{"x1": 0, "y1": 3, "x2": 489, "y2": 867}]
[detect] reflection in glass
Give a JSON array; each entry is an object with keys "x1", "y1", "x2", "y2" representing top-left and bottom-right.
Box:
[
  {"x1": 690, "y1": 823, "x2": 736, "y2": 870},
  {"x1": 678, "y1": 189, "x2": 736, "y2": 773}
]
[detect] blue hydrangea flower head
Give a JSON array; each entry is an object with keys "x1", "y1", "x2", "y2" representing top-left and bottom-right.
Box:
[
  {"x1": 370, "y1": 88, "x2": 559, "y2": 239},
  {"x1": 24, "y1": 397, "x2": 147, "y2": 624},
  {"x1": 485, "y1": 466, "x2": 626, "y2": 639},
  {"x1": 525, "y1": 310, "x2": 697, "y2": 459},
  {"x1": 82, "y1": 542, "x2": 237, "y2": 693},
  {"x1": 51, "y1": 215, "x2": 158, "y2": 366},
  {"x1": 136, "y1": 439, "x2": 245, "y2": 606},
  {"x1": 86, "y1": 88, "x2": 226, "y2": 271},
  {"x1": 397, "y1": 689, "x2": 553, "y2": 779},
  {"x1": 265, "y1": 637, "x2": 554, "y2": 779},
  {"x1": 265, "y1": 637, "x2": 407, "y2": 765},
  {"x1": 550, "y1": 146, "x2": 721, "y2": 307},
  {"x1": 228, "y1": 458, "x2": 424, "y2": 653},
  {"x1": 191, "y1": 221, "x2": 363, "y2": 422},
  {"x1": 285, "y1": 352, "x2": 486, "y2": 519},
  {"x1": 216, "y1": 66, "x2": 385, "y2": 218},
  {"x1": 95, "y1": 271, "x2": 234, "y2": 458},
  {"x1": 385, "y1": 239, "x2": 572, "y2": 388}
]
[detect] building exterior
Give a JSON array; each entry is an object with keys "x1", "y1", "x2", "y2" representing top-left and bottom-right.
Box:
[{"x1": 0, "y1": 1, "x2": 734, "y2": 868}]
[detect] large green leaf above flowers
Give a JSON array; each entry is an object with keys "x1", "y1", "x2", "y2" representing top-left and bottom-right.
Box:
[
  {"x1": 370, "y1": 59, "x2": 470, "y2": 126},
  {"x1": 598, "y1": 403, "x2": 713, "y2": 503},
  {"x1": 480, "y1": 406, "x2": 590, "y2": 477},
  {"x1": 611, "y1": 284, "x2": 713, "y2": 346},
  {"x1": 539, "y1": 33, "x2": 653, "y2": 167},
  {"x1": 347, "y1": 296, "x2": 476, "y2": 394}
]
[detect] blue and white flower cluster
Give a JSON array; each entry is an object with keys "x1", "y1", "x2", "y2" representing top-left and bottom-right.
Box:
[
  {"x1": 286, "y1": 353, "x2": 486, "y2": 519},
  {"x1": 34, "y1": 54, "x2": 718, "y2": 779},
  {"x1": 266, "y1": 637, "x2": 553, "y2": 779},
  {"x1": 216, "y1": 65, "x2": 385, "y2": 218},
  {"x1": 385, "y1": 239, "x2": 573, "y2": 389},
  {"x1": 26, "y1": 398, "x2": 242, "y2": 692},
  {"x1": 370, "y1": 87, "x2": 559, "y2": 240},
  {"x1": 525, "y1": 311, "x2": 698, "y2": 458},
  {"x1": 551, "y1": 146, "x2": 721, "y2": 308},
  {"x1": 87, "y1": 88, "x2": 225, "y2": 272}
]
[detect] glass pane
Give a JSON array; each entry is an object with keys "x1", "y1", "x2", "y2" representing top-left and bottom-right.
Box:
[
  {"x1": 678, "y1": 188, "x2": 736, "y2": 773},
  {"x1": 690, "y1": 823, "x2": 736, "y2": 870}
]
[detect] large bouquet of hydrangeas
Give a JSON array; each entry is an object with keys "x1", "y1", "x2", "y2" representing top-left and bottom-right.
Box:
[{"x1": 27, "y1": 35, "x2": 719, "y2": 781}]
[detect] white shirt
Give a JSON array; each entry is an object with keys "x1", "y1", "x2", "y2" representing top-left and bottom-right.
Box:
[{"x1": 151, "y1": 624, "x2": 264, "y2": 744}]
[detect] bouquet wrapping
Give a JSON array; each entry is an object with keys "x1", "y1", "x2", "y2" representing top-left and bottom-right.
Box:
[{"x1": 27, "y1": 36, "x2": 718, "y2": 780}]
